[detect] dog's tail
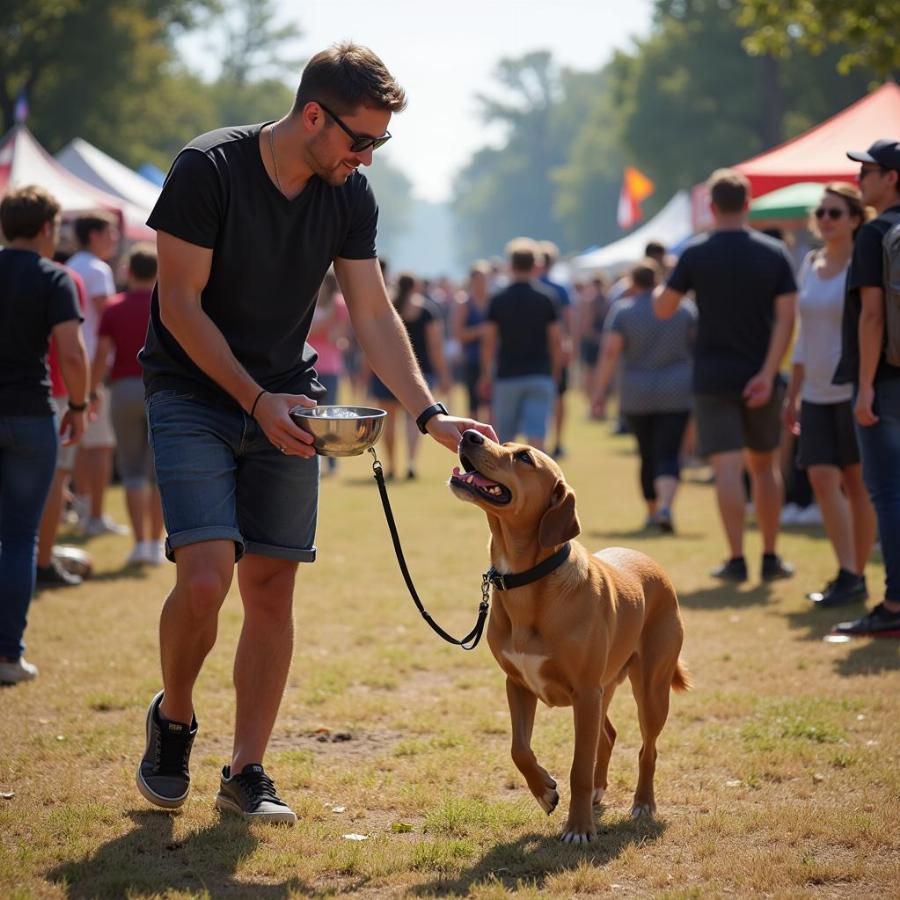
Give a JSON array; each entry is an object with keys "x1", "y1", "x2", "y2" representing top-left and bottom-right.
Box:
[{"x1": 671, "y1": 657, "x2": 691, "y2": 692}]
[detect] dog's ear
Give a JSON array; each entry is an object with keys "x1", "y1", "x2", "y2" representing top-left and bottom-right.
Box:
[{"x1": 538, "y1": 480, "x2": 581, "y2": 548}]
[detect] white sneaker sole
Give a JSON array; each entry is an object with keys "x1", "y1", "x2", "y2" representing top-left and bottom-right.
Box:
[{"x1": 215, "y1": 792, "x2": 297, "y2": 825}]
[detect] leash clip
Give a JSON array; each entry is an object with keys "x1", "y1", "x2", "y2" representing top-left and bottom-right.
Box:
[{"x1": 368, "y1": 446, "x2": 383, "y2": 475}]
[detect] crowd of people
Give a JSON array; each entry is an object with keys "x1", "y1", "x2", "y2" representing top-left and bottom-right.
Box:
[{"x1": 0, "y1": 39, "x2": 898, "y2": 824}]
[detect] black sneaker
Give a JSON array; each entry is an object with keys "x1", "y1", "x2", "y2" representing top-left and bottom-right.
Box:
[
  {"x1": 215, "y1": 764, "x2": 297, "y2": 824},
  {"x1": 656, "y1": 509, "x2": 675, "y2": 534},
  {"x1": 832, "y1": 603, "x2": 900, "y2": 638},
  {"x1": 35, "y1": 558, "x2": 81, "y2": 589},
  {"x1": 136, "y1": 691, "x2": 197, "y2": 809},
  {"x1": 711, "y1": 557, "x2": 748, "y2": 583},
  {"x1": 761, "y1": 554, "x2": 795, "y2": 582},
  {"x1": 810, "y1": 571, "x2": 868, "y2": 608}
]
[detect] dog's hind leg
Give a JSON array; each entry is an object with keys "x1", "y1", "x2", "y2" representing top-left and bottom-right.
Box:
[
  {"x1": 506, "y1": 678, "x2": 559, "y2": 815},
  {"x1": 592, "y1": 688, "x2": 618, "y2": 809}
]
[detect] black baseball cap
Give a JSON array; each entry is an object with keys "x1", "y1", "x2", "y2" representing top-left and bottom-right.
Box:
[{"x1": 847, "y1": 139, "x2": 900, "y2": 172}]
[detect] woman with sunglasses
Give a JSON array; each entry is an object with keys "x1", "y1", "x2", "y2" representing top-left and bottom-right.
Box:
[{"x1": 783, "y1": 183, "x2": 876, "y2": 609}]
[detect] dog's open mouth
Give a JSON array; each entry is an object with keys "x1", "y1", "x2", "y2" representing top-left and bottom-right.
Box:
[{"x1": 449, "y1": 454, "x2": 512, "y2": 505}]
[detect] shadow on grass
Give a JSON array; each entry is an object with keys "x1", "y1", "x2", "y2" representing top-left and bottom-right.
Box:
[
  {"x1": 47, "y1": 810, "x2": 333, "y2": 898},
  {"x1": 412, "y1": 817, "x2": 666, "y2": 896},
  {"x1": 678, "y1": 582, "x2": 772, "y2": 610},
  {"x1": 87, "y1": 564, "x2": 154, "y2": 583},
  {"x1": 586, "y1": 527, "x2": 703, "y2": 542}
]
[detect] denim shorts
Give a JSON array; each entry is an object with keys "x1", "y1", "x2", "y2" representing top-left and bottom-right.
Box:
[
  {"x1": 147, "y1": 390, "x2": 318, "y2": 563},
  {"x1": 492, "y1": 374, "x2": 555, "y2": 443}
]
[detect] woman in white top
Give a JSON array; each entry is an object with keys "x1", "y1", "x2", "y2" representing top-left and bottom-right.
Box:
[{"x1": 783, "y1": 183, "x2": 876, "y2": 608}]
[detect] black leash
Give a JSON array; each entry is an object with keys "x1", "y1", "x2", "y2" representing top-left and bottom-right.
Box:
[{"x1": 369, "y1": 447, "x2": 489, "y2": 650}]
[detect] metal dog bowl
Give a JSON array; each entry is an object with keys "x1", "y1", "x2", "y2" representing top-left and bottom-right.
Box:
[{"x1": 289, "y1": 405, "x2": 387, "y2": 457}]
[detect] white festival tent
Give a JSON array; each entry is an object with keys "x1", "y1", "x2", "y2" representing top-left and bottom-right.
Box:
[
  {"x1": 0, "y1": 125, "x2": 153, "y2": 241},
  {"x1": 571, "y1": 190, "x2": 692, "y2": 274},
  {"x1": 56, "y1": 137, "x2": 161, "y2": 215}
]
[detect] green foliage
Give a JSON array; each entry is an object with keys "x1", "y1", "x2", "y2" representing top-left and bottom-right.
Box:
[{"x1": 738, "y1": 0, "x2": 900, "y2": 78}]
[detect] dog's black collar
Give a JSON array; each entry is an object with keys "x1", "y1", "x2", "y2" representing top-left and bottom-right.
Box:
[{"x1": 485, "y1": 542, "x2": 572, "y2": 591}]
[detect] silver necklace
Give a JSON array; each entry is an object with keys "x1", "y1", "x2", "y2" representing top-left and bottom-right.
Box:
[{"x1": 268, "y1": 123, "x2": 284, "y2": 195}]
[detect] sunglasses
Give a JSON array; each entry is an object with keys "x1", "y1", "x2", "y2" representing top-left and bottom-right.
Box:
[
  {"x1": 814, "y1": 207, "x2": 845, "y2": 220},
  {"x1": 317, "y1": 101, "x2": 391, "y2": 153},
  {"x1": 858, "y1": 165, "x2": 884, "y2": 180}
]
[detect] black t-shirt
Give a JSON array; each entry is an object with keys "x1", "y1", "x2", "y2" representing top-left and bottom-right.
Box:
[
  {"x1": 488, "y1": 280, "x2": 559, "y2": 378},
  {"x1": 667, "y1": 229, "x2": 797, "y2": 393},
  {"x1": 140, "y1": 123, "x2": 379, "y2": 407},
  {"x1": 0, "y1": 249, "x2": 81, "y2": 415},
  {"x1": 833, "y1": 204, "x2": 900, "y2": 385}
]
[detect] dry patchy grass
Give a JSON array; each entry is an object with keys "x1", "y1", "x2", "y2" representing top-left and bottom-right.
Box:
[{"x1": 1, "y1": 391, "x2": 898, "y2": 898}]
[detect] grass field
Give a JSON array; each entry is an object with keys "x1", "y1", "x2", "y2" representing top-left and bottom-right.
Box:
[{"x1": 1, "y1": 393, "x2": 898, "y2": 898}]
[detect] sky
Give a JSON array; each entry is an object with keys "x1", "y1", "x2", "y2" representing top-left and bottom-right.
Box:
[{"x1": 181, "y1": 0, "x2": 653, "y2": 203}]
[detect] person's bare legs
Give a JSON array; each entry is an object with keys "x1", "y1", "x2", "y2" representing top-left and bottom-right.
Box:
[
  {"x1": 75, "y1": 446, "x2": 115, "y2": 519},
  {"x1": 405, "y1": 412, "x2": 421, "y2": 477},
  {"x1": 654, "y1": 475, "x2": 678, "y2": 513},
  {"x1": 124, "y1": 486, "x2": 148, "y2": 543},
  {"x1": 381, "y1": 400, "x2": 399, "y2": 478},
  {"x1": 808, "y1": 464, "x2": 855, "y2": 571},
  {"x1": 36, "y1": 468, "x2": 69, "y2": 568},
  {"x1": 158, "y1": 540, "x2": 235, "y2": 724},
  {"x1": 842, "y1": 464, "x2": 877, "y2": 575},
  {"x1": 709, "y1": 450, "x2": 745, "y2": 558},
  {"x1": 745, "y1": 448, "x2": 783, "y2": 555},
  {"x1": 231, "y1": 553, "x2": 298, "y2": 772}
]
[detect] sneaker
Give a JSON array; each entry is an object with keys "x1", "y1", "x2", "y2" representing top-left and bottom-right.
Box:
[
  {"x1": 0, "y1": 657, "x2": 38, "y2": 684},
  {"x1": 711, "y1": 557, "x2": 748, "y2": 583},
  {"x1": 810, "y1": 571, "x2": 868, "y2": 608},
  {"x1": 656, "y1": 508, "x2": 675, "y2": 534},
  {"x1": 832, "y1": 603, "x2": 900, "y2": 638},
  {"x1": 136, "y1": 691, "x2": 197, "y2": 809},
  {"x1": 215, "y1": 764, "x2": 297, "y2": 824},
  {"x1": 143, "y1": 541, "x2": 166, "y2": 566},
  {"x1": 82, "y1": 515, "x2": 129, "y2": 537},
  {"x1": 779, "y1": 503, "x2": 801, "y2": 526},
  {"x1": 761, "y1": 554, "x2": 795, "y2": 582},
  {"x1": 126, "y1": 544, "x2": 145, "y2": 566},
  {"x1": 35, "y1": 558, "x2": 82, "y2": 588}
]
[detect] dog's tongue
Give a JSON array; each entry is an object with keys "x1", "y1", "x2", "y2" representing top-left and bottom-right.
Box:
[{"x1": 451, "y1": 466, "x2": 498, "y2": 489}]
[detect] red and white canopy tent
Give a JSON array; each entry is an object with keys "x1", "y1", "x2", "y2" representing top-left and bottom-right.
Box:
[
  {"x1": 692, "y1": 82, "x2": 900, "y2": 229},
  {"x1": 0, "y1": 124, "x2": 153, "y2": 241}
]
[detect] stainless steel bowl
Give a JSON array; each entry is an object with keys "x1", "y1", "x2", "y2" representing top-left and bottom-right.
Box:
[{"x1": 289, "y1": 405, "x2": 387, "y2": 457}]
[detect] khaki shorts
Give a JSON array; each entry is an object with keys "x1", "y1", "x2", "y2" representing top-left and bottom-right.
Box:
[
  {"x1": 694, "y1": 382, "x2": 785, "y2": 457},
  {"x1": 80, "y1": 383, "x2": 116, "y2": 449}
]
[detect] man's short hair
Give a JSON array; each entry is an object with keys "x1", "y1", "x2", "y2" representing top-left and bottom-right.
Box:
[
  {"x1": 630, "y1": 257, "x2": 662, "y2": 290},
  {"x1": 73, "y1": 212, "x2": 116, "y2": 248},
  {"x1": 707, "y1": 168, "x2": 750, "y2": 214},
  {"x1": 294, "y1": 42, "x2": 407, "y2": 115},
  {"x1": 505, "y1": 237, "x2": 540, "y2": 274},
  {"x1": 128, "y1": 243, "x2": 157, "y2": 281},
  {"x1": 0, "y1": 185, "x2": 61, "y2": 241},
  {"x1": 644, "y1": 241, "x2": 666, "y2": 261}
]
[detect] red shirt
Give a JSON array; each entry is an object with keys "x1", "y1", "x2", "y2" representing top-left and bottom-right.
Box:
[
  {"x1": 49, "y1": 265, "x2": 86, "y2": 398},
  {"x1": 97, "y1": 289, "x2": 152, "y2": 381}
]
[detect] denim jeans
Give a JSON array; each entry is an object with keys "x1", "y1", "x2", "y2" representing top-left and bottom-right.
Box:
[
  {"x1": 0, "y1": 414, "x2": 58, "y2": 659},
  {"x1": 854, "y1": 378, "x2": 900, "y2": 602}
]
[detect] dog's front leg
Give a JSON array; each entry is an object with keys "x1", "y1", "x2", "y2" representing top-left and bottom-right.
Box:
[
  {"x1": 561, "y1": 687, "x2": 603, "y2": 844},
  {"x1": 506, "y1": 677, "x2": 559, "y2": 815}
]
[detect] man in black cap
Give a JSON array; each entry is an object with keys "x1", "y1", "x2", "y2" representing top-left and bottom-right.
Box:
[{"x1": 832, "y1": 139, "x2": 900, "y2": 638}]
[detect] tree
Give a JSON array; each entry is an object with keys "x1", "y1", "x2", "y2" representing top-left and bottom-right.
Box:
[
  {"x1": 218, "y1": 0, "x2": 303, "y2": 87},
  {"x1": 738, "y1": 0, "x2": 899, "y2": 79}
]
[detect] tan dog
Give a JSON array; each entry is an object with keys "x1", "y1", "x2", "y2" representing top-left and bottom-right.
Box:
[{"x1": 449, "y1": 430, "x2": 689, "y2": 843}]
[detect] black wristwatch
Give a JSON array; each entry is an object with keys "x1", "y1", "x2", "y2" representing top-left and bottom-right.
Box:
[
  {"x1": 416, "y1": 401, "x2": 449, "y2": 434},
  {"x1": 67, "y1": 399, "x2": 88, "y2": 412}
]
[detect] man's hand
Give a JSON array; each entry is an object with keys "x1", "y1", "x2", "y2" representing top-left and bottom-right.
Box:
[
  {"x1": 591, "y1": 394, "x2": 607, "y2": 421},
  {"x1": 253, "y1": 392, "x2": 318, "y2": 458},
  {"x1": 855, "y1": 384, "x2": 879, "y2": 427},
  {"x1": 781, "y1": 394, "x2": 800, "y2": 436},
  {"x1": 426, "y1": 414, "x2": 498, "y2": 452},
  {"x1": 743, "y1": 372, "x2": 773, "y2": 409},
  {"x1": 60, "y1": 409, "x2": 85, "y2": 447}
]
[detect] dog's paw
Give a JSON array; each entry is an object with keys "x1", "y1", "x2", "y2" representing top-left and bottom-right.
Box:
[
  {"x1": 537, "y1": 786, "x2": 559, "y2": 815},
  {"x1": 591, "y1": 787, "x2": 605, "y2": 808},
  {"x1": 630, "y1": 802, "x2": 655, "y2": 819},
  {"x1": 560, "y1": 824, "x2": 597, "y2": 844}
]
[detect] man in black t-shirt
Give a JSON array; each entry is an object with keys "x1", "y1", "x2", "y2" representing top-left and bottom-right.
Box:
[
  {"x1": 479, "y1": 238, "x2": 562, "y2": 450},
  {"x1": 0, "y1": 186, "x2": 88, "y2": 686},
  {"x1": 655, "y1": 168, "x2": 797, "y2": 585},
  {"x1": 136, "y1": 43, "x2": 495, "y2": 823},
  {"x1": 831, "y1": 139, "x2": 900, "y2": 639}
]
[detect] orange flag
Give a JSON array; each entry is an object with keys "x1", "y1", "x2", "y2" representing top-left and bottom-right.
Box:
[{"x1": 617, "y1": 165, "x2": 655, "y2": 231}]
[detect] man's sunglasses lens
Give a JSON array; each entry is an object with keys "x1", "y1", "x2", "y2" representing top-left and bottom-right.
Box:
[
  {"x1": 351, "y1": 135, "x2": 391, "y2": 153},
  {"x1": 814, "y1": 208, "x2": 843, "y2": 220}
]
